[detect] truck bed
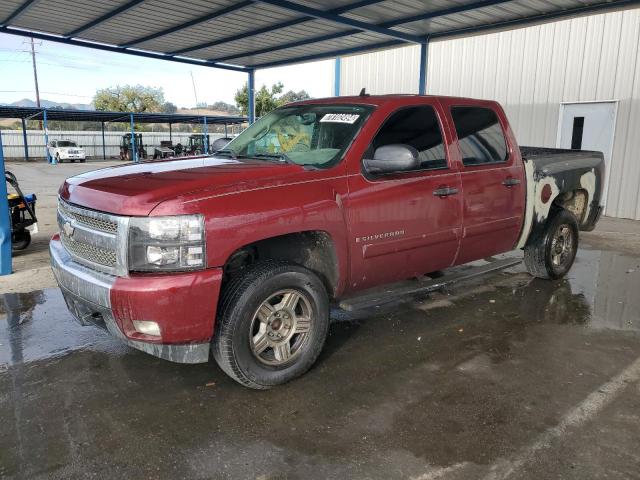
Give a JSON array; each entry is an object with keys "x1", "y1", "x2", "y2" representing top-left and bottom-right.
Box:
[{"x1": 519, "y1": 146, "x2": 601, "y2": 159}]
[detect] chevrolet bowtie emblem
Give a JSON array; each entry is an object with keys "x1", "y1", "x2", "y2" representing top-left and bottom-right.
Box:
[{"x1": 63, "y1": 221, "x2": 75, "y2": 238}]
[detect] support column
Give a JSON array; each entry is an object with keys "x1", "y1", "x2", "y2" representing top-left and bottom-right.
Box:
[
  {"x1": 248, "y1": 69, "x2": 256, "y2": 124},
  {"x1": 21, "y1": 118, "x2": 29, "y2": 161},
  {"x1": 101, "y1": 121, "x2": 106, "y2": 160},
  {"x1": 418, "y1": 39, "x2": 428, "y2": 96},
  {"x1": 43, "y1": 109, "x2": 53, "y2": 164},
  {"x1": 224, "y1": 123, "x2": 228, "y2": 138},
  {"x1": 203, "y1": 116, "x2": 208, "y2": 154},
  {"x1": 0, "y1": 129, "x2": 11, "y2": 275},
  {"x1": 130, "y1": 113, "x2": 138, "y2": 163},
  {"x1": 334, "y1": 57, "x2": 341, "y2": 96},
  {"x1": 169, "y1": 123, "x2": 173, "y2": 143}
]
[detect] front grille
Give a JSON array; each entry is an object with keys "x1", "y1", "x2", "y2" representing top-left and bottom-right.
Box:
[
  {"x1": 59, "y1": 201, "x2": 117, "y2": 234},
  {"x1": 61, "y1": 232, "x2": 117, "y2": 268},
  {"x1": 57, "y1": 198, "x2": 123, "y2": 275}
]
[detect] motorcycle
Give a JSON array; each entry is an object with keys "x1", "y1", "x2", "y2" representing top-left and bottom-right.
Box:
[{"x1": 5, "y1": 171, "x2": 38, "y2": 250}]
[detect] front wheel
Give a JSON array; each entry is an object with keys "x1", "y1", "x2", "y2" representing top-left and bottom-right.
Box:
[
  {"x1": 524, "y1": 209, "x2": 579, "y2": 279},
  {"x1": 212, "y1": 261, "x2": 330, "y2": 389}
]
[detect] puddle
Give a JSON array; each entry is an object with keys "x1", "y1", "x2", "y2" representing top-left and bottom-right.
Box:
[
  {"x1": 0, "y1": 288, "x2": 127, "y2": 368},
  {"x1": 566, "y1": 249, "x2": 640, "y2": 331},
  {"x1": 1, "y1": 249, "x2": 639, "y2": 370}
]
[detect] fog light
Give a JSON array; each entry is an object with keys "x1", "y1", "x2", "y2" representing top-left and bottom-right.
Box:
[{"x1": 132, "y1": 320, "x2": 161, "y2": 337}]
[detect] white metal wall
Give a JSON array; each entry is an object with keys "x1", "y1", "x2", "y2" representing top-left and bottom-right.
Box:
[{"x1": 340, "y1": 8, "x2": 640, "y2": 220}]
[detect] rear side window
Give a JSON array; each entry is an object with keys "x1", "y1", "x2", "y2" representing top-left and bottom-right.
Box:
[
  {"x1": 451, "y1": 107, "x2": 508, "y2": 166},
  {"x1": 371, "y1": 106, "x2": 447, "y2": 170}
]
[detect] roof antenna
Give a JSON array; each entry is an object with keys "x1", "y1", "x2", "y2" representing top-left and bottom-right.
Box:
[{"x1": 359, "y1": 87, "x2": 369, "y2": 97}]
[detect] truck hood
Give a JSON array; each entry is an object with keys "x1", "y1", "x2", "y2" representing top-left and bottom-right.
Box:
[{"x1": 60, "y1": 156, "x2": 306, "y2": 216}]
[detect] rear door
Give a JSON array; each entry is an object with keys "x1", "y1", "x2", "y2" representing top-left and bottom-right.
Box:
[
  {"x1": 441, "y1": 101, "x2": 525, "y2": 265},
  {"x1": 346, "y1": 100, "x2": 463, "y2": 290}
]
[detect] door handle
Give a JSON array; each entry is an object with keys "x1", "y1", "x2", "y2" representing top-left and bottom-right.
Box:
[
  {"x1": 433, "y1": 187, "x2": 459, "y2": 197},
  {"x1": 502, "y1": 178, "x2": 521, "y2": 187}
]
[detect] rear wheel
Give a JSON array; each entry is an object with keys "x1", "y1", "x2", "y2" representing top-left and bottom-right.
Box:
[
  {"x1": 524, "y1": 209, "x2": 579, "y2": 279},
  {"x1": 212, "y1": 261, "x2": 330, "y2": 389},
  {"x1": 55, "y1": 153, "x2": 62, "y2": 164}
]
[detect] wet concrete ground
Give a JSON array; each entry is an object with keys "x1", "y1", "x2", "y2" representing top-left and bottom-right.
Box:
[{"x1": 1, "y1": 247, "x2": 640, "y2": 479}]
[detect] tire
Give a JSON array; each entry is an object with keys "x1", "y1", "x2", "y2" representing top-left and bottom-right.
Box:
[
  {"x1": 12, "y1": 230, "x2": 31, "y2": 251},
  {"x1": 212, "y1": 261, "x2": 330, "y2": 389},
  {"x1": 80, "y1": 159, "x2": 86, "y2": 163},
  {"x1": 55, "y1": 153, "x2": 62, "y2": 164},
  {"x1": 524, "y1": 209, "x2": 579, "y2": 279}
]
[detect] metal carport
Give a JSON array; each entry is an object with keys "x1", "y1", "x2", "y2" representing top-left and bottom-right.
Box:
[
  {"x1": 1, "y1": 0, "x2": 638, "y2": 275},
  {"x1": 0, "y1": 105, "x2": 246, "y2": 163}
]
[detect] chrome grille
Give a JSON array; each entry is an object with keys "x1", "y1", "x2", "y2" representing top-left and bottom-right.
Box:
[
  {"x1": 57, "y1": 198, "x2": 126, "y2": 275},
  {"x1": 58, "y1": 200, "x2": 117, "y2": 234},
  {"x1": 61, "y1": 232, "x2": 116, "y2": 268}
]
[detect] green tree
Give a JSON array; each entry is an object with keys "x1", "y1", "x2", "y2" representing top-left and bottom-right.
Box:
[
  {"x1": 279, "y1": 89, "x2": 311, "y2": 105},
  {"x1": 93, "y1": 85, "x2": 166, "y2": 113},
  {"x1": 234, "y1": 82, "x2": 285, "y2": 117},
  {"x1": 162, "y1": 101, "x2": 177, "y2": 114}
]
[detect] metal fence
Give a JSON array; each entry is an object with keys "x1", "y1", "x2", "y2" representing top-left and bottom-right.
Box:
[{"x1": 1, "y1": 130, "x2": 231, "y2": 160}]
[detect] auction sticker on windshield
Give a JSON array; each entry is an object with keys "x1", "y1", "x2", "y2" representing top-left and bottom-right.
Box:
[{"x1": 320, "y1": 113, "x2": 360, "y2": 124}]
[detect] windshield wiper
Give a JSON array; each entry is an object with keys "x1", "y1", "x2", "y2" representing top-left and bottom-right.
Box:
[
  {"x1": 253, "y1": 153, "x2": 296, "y2": 165},
  {"x1": 215, "y1": 149, "x2": 237, "y2": 158}
]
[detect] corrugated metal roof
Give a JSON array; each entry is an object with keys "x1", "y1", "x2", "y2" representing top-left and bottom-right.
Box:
[{"x1": 1, "y1": 0, "x2": 638, "y2": 70}]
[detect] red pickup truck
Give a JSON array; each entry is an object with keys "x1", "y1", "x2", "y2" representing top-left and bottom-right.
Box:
[{"x1": 51, "y1": 94, "x2": 604, "y2": 388}]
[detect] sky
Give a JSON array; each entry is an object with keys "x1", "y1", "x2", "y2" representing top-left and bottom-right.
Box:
[{"x1": 0, "y1": 32, "x2": 334, "y2": 108}]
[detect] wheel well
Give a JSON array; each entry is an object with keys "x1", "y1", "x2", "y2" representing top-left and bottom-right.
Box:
[
  {"x1": 553, "y1": 189, "x2": 589, "y2": 224},
  {"x1": 223, "y1": 231, "x2": 339, "y2": 298}
]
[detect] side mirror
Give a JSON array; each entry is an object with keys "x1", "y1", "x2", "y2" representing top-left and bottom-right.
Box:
[{"x1": 363, "y1": 144, "x2": 420, "y2": 174}]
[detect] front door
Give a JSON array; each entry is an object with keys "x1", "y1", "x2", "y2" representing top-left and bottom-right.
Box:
[
  {"x1": 558, "y1": 101, "x2": 617, "y2": 209},
  {"x1": 346, "y1": 102, "x2": 463, "y2": 291}
]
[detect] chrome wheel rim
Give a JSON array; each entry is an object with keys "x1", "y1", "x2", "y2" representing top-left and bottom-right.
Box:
[
  {"x1": 550, "y1": 224, "x2": 573, "y2": 267},
  {"x1": 250, "y1": 289, "x2": 312, "y2": 366}
]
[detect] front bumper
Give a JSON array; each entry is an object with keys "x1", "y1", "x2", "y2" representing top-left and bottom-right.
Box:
[
  {"x1": 50, "y1": 236, "x2": 222, "y2": 364},
  {"x1": 60, "y1": 155, "x2": 86, "y2": 160}
]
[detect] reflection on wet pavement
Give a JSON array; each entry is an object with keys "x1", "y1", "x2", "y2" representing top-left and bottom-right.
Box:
[{"x1": 1, "y1": 248, "x2": 639, "y2": 479}]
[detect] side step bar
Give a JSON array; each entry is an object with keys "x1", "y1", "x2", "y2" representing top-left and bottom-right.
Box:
[{"x1": 338, "y1": 257, "x2": 522, "y2": 312}]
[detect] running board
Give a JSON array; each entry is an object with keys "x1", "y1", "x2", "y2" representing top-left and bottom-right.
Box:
[{"x1": 338, "y1": 257, "x2": 522, "y2": 312}]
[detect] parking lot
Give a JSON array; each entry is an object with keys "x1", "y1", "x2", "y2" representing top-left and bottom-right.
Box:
[{"x1": 1, "y1": 162, "x2": 639, "y2": 479}]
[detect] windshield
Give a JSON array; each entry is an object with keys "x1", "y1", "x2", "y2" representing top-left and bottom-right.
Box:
[
  {"x1": 222, "y1": 104, "x2": 373, "y2": 168},
  {"x1": 57, "y1": 141, "x2": 77, "y2": 147}
]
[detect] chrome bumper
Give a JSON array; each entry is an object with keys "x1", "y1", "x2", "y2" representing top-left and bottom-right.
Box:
[{"x1": 50, "y1": 239, "x2": 210, "y2": 364}]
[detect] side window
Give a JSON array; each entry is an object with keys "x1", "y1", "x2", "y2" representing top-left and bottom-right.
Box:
[
  {"x1": 371, "y1": 106, "x2": 447, "y2": 171},
  {"x1": 451, "y1": 107, "x2": 508, "y2": 166}
]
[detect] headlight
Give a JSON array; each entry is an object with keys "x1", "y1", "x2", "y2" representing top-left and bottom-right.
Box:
[{"x1": 128, "y1": 215, "x2": 206, "y2": 272}]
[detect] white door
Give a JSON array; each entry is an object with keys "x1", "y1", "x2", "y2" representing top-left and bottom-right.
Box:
[{"x1": 557, "y1": 101, "x2": 617, "y2": 212}]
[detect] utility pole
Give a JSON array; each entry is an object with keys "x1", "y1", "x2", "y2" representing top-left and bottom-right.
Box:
[
  {"x1": 29, "y1": 38, "x2": 43, "y2": 129},
  {"x1": 190, "y1": 71, "x2": 199, "y2": 113}
]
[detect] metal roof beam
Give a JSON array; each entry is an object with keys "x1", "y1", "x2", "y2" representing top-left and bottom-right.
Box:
[
  {"x1": 383, "y1": 0, "x2": 515, "y2": 28},
  {"x1": 168, "y1": 0, "x2": 388, "y2": 56},
  {"x1": 429, "y1": 0, "x2": 640, "y2": 39},
  {"x1": 0, "y1": 26, "x2": 248, "y2": 73},
  {"x1": 251, "y1": 39, "x2": 406, "y2": 69},
  {"x1": 121, "y1": 0, "x2": 253, "y2": 47},
  {"x1": 211, "y1": 0, "x2": 513, "y2": 63},
  {"x1": 64, "y1": 0, "x2": 146, "y2": 38},
  {"x1": 250, "y1": 0, "x2": 640, "y2": 70},
  {"x1": 251, "y1": 0, "x2": 422, "y2": 43},
  {"x1": 1, "y1": 0, "x2": 39, "y2": 26}
]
